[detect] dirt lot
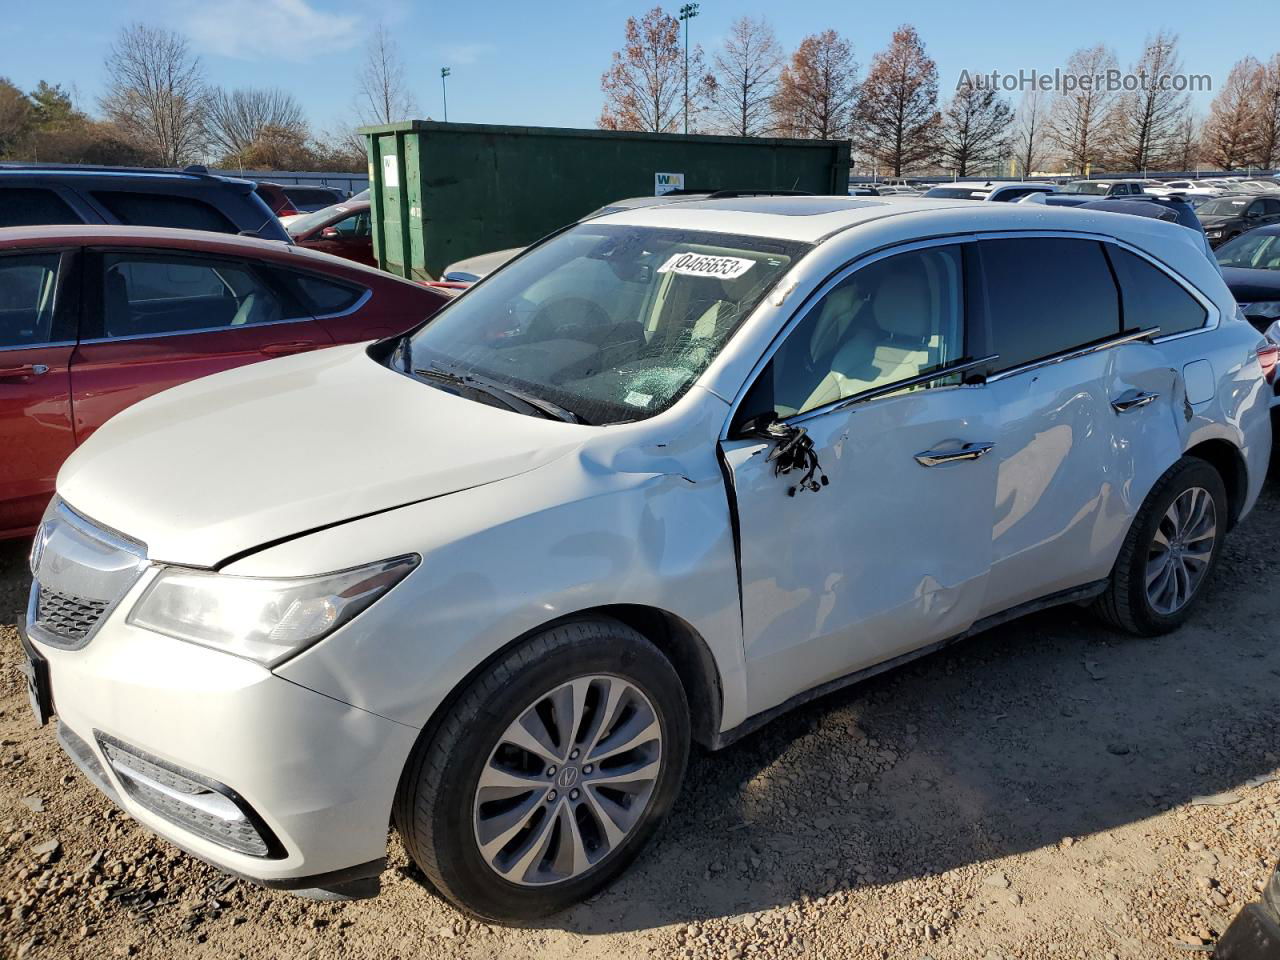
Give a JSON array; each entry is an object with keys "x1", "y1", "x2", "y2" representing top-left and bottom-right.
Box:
[{"x1": 1, "y1": 471, "x2": 1277, "y2": 960}]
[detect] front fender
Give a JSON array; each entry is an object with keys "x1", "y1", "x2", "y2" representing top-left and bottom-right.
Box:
[{"x1": 236, "y1": 451, "x2": 749, "y2": 735}]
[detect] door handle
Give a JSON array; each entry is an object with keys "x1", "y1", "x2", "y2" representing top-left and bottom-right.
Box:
[
  {"x1": 0, "y1": 364, "x2": 50, "y2": 381},
  {"x1": 1111, "y1": 390, "x2": 1159, "y2": 413},
  {"x1": 914, "y1": 442, "x2": 995, "y2": 467},
  {"x1": 260, "y1": 342, "x2": 312, "y2": 356}
]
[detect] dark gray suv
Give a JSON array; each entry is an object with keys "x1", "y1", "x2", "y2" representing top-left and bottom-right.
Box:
[{"x1": 0, "y1": 164, "x2": 290, "y2": 242}]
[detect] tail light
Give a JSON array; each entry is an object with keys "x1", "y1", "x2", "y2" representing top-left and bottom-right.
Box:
[{"x1": 1258, "y1": 342, "x2": 1279, "y2": 384}]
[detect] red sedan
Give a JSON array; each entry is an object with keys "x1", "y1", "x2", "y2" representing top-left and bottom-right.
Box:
[
  {"x1": 285, "y1": 199, "x2": 375, "y2": 267},
  {"x1": 0, "y1": 225, "x2": 449, "y2": 539}
]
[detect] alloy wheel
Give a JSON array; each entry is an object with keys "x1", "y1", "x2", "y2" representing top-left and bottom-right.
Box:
[
  {"x1": 472, "y1": 675, "x2": 662, "y2": 886},
  {"x1": 1146, "y1": 486, "x2": 1217, "y2": 616}
]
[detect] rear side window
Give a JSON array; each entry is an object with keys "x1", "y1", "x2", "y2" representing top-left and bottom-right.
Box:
[
  {"x1": 0, "y1": 253, "x2": 62, "y2": 347},
  {"x1": 92, "y1": 191, "x2": 237, "y2": 233},
  {"x1": 101, "y1": 252, "x2": 290, "y2": 338},
  {"x1": 0, "y1": 188, "x2": 82, "y2": 228},
  {"x1": 976, "y1": 238, "x2": 1120, "y2": 373},
  {"x1": 1107, "y1": 247, "x2": 1208, "y2": 337},
  {"x1": 278, "y1": 271, "x2": 365, "y2": 315}
]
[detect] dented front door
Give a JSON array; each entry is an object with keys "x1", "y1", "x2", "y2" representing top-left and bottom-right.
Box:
[{"x1": 721, "y1": 385, "x2": 1000, "y2": 714}]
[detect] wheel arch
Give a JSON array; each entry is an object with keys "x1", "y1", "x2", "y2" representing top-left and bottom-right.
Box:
[
  {"x1": 1184, "y1": 437, "x2": 1248, "y2": 529},
  {"x1": 402, "y1": 604, "x2": 725, "y2": 768}
]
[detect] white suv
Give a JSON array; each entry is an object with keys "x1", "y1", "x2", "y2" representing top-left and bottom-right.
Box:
[{"x1": 22, "y1": 197, "x2": 1273, "y2": 921}]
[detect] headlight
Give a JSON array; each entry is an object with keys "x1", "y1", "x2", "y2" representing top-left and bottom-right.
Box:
[
  {"x1": 1243, "y1": 301, "x2": 1280, "y2": 319},
  {"x1": 1205, "y1": 228, "x2": 1223, "y2": 236},
  {"x1": 128, "y1": 556, "x2": 418, "y2": 665}
]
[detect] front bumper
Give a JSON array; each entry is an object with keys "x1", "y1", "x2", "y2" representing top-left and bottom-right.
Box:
[{"x1": 26, "y1": 604, "x2": 419, "y2": 897}]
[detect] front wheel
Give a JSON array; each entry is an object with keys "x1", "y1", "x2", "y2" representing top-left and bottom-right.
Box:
[
  {"x1": 394, "y1": 618, "x2": 690, "y2": 921},
  {"x1": 1094, "y1": 456, "x2": 1228, "y2": 635}
]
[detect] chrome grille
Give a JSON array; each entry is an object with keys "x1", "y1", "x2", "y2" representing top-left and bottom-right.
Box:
[
  {"x1": 34, "y1": 588, "x2": 109, "y2": 642},
  {"x1": 26, "y1": 499, "x2": 147, "y2": 650}
]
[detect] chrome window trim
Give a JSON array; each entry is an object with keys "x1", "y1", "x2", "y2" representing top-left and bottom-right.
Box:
[
  {"x1": 985, "y1": 328, "x2": 1161, "y2": 383},
  {"x1": 0, "y1": 341, "x2": 75, "y2": 353},
  {"x1": 78, "y1": 315, "x2": 318, "y2": 345},
  {"x1": 786, "y1": 355, "x2": 998, "y2": 428}
]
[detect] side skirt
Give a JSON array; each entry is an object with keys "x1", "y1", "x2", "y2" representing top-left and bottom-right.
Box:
[{"x1": 709, "y1": 579, "x2": 1108, "y2": 751}]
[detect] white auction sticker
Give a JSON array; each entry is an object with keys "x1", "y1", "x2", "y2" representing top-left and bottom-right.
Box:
[{"x1": 657, "y1": 252, "x2": 756, "y2": 280}]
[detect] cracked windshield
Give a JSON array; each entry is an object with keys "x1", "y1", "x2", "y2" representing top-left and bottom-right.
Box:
[{"x1": 407, "y1": 224, "x2": 808, "y2": 424}]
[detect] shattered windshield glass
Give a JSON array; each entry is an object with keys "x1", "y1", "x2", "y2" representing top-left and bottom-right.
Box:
[{"x1": 407, "y1": 224, "x2": 809, "y2": 424}]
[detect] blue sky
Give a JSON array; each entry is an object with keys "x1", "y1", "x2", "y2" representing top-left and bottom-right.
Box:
[{"x1": 2, "y1": 0, "x2": 1270, "y2": 134}]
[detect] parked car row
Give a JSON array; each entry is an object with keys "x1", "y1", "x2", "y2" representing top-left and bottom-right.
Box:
[{"x1": 0, "y1": 225, "x2": 449, "y2": 538}]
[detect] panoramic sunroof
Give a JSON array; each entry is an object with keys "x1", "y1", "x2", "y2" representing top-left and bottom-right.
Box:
[{"x1": 689, "y1": 197, "x2": 888, "y2": 216}]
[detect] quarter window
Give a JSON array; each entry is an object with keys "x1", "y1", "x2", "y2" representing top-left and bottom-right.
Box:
[
  {"x1": 976, "y1": 238, "x2": 1120, "y2": 373},
  {"x1": 0, "y1": 253, "x2": 61, "y2": 348},
  {"x1": 0, "y1": 188, "x2": 81, "y2": 228},
  {"x1": 92, "y1": 192, "x2": 238, "y2": 233},
  {"x1": 1106, "y1": 246, "x2": 1207, "y2": 337},
  {"x1": 101, "y1": 253, "x2": 288, "y2": 338},
  {"x1": 741, "y1": 245, "x2": 967, "y2": 420},
  {"x1": 277, "y1": 271, "x2": 365, "y2": 315}
]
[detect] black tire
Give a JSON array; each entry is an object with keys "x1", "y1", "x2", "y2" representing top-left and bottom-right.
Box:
[
  {"x1": 394, "y1": 618, "x2": 690, "y2": 922},
  {"x1": 1094, "y1": 456, "x2": 1228, "y2": 636}
]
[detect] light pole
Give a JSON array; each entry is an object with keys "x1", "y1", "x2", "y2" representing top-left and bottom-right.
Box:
[
  {"x1": 678, "y1": 3, "x2": 699, "y2": 134},
  {"x1": 441, "y1": 67, "x2": 451, "y2": 122}
]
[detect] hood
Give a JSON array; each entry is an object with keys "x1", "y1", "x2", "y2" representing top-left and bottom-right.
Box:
[
  {"x1": 1221, "y1": 266, "x2": 1280, "y2": 303},
  {"x1": 57, "y1": 344, "x2": 585, "y2": 567}
]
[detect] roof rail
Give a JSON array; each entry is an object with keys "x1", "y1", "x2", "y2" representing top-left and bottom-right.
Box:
[
  {"x1": 704, "y1": 189, "x2": 814, "y2": 198},
  {"x1": 0, "y1": 161, "x2": 228, "y2": 181}
]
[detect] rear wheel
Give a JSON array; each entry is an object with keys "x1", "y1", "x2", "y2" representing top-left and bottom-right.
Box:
[
  {"x1": 395, "y1": 618, "x2": 690, "y2": 921},
  {"x1": 1095, "y1": 456, "x2": 1227, "y2": 635}
]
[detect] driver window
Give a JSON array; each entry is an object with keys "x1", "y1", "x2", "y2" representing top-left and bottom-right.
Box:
[{"x1": 742, "y1": 244, "x2": 965, "y2": 420}]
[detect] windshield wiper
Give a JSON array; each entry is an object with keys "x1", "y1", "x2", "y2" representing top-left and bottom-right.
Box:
[{"x1": 412, "y1": 363, "x2": 585, "y2": 424}]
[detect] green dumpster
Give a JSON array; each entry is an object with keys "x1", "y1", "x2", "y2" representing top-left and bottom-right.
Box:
[{"x1": 360, "y1": 120, "x2": 852, "y2": 280}]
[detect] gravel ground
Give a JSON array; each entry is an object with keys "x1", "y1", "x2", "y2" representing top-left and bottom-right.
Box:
[{"x1": 1, "y1": 468, "x2": 1277, "y2": 960}]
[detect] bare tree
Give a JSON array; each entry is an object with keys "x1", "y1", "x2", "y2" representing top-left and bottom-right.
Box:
[
  {"x1": 707, "y1": 16, "x2": 782, "y2": 137},
  {"x1": 938, "y1": 77, "x2": 1013, "y2": 176},
  {"x1": 1103, "y1": 31, "x2": 1191, "y2": 172},
  {"x1": 356, "y1": 24, "x2": 417, "y2": 126},
  {"x1": 1257, "y1": 53, "x2": 1280, "y2": 169},
  {"x1": 207, "y1": 87, "x2": 307, "y2": 163},
  {"x1": 599, "y1": 7, "x2": 708, "y2": 133},
  {"x1": 1010, "y1": 88, "x2": 1050, "y2": 176},
  {"x1": 1171, "y1": 113, "x2": 1202, "y2": 171},
  {"x1": 853, "y1": 25, "x2": 940, "y2": 176},
  {"x1": 1047, "y1": 44, "x2": 1118, "y2": 175},
  {"x1": 772, "y1": 30, "x2": 858, "y2": 140},
  {"x1": 1202, "y1": 57, "x2": 1263, "y2": 170},
  {"x1": 100, "y1": 23, "x2": 207, "y2": 166}
]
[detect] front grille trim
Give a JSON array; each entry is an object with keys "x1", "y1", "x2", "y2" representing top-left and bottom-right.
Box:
[{"x1": 27, "y1": 499, "x2": 148, "y2": 650}]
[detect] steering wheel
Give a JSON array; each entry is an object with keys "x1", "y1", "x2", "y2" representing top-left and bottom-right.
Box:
[{"x1": 527, "y1": 297, "x2": 611, "y2": 341}]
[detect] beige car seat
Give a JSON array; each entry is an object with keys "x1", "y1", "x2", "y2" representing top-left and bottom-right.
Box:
[{"x1": 802, "y1": 268, "x2": 937, "y2": 411}]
